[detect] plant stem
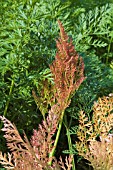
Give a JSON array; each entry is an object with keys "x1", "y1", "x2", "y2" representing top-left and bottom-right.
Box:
[
  {"x1": 3, "y1": 79, "x2": 14, "y2": 117},
  {"x1": 48, "y1": 110, "x2": 65, "y2": 165},
  {"x1": 0, "y1": 79, "x2": 14, "y2": 129},
  {"x1": 67, "y1": 128, "x2": 76, "y2": 170},
  {"x1": 106, "y1": 37, "x2": 112, "y2": 65},
  {"x1": 64, "y1": 114, "x2": 76, "y2": 170}
]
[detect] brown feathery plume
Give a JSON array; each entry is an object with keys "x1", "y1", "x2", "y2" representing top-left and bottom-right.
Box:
[
  {"x1": 76, "y1": 95, "x2": 113, "y2": 170},
  {"x1": 59, "y1": 155, "x2": 73, "y2": 170},
  {"x1": 0, "y1": 116, "x2": 45, "y2": 169},
  {"x1": 0, "y1": 114, "x2": 61, "y2": 170},
  {"x1": 85, "y1": 134, "x2": 113, "y2": 170},
  {"x1": 31, "y1": 104, "x2": 60, "y2": 164},
  {"x1": 50, "y1": 20, "x2": 85, "y2": 112},
  {"x1": 49, "y1": 20, "x2": 85, "y2": 166},
  {"x1": 92, "y1": 96, "x2": 113, "y2": 137},
  {"x1": 32, "y1": 20, "x2": 85, "y2": 117}
]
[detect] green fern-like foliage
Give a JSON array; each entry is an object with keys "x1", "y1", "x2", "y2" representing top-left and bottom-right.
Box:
[{"x1": 71, "y1": 3, "x2": 113, "y2": 64}]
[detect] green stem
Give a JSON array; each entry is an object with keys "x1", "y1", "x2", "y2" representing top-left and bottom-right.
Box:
[
  {"x1": 106, "y1": 37, "x2": 112, "y2": 65},
  {"x1": 106, "y1": 43, "x2": 110, "y2": 65},
  {"x1": 67, "y1": 128, "x2": 76, "y2": 170},
  {"x1": 4, "y1": 79, "x2": 14, "y2": 117},
  {"x1": 0, "y1": 79, "x2": 14, "y2": 129},
  {"x1": 48, "y1": 110, "x2": 65, "y2": 165},
  {"x1": 64, "y1": 114, "x2": 76, "y2": 170}
]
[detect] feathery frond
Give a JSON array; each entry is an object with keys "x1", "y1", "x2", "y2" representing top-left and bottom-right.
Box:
[
  {"x1": 50, "y1": 20, "x2": 85, "y2": 111},
  {"x1": 76, "y1": 95, "x2": 113, "y2": 170},
  {"x1": 31, "y1": 104, "x2": 60, "y2": 164},
  {"x1": 0, "y1": 116, "x2": 44, "y2": 169},
  {"x1": 0, "y1": 112, "x2": 61, "y2": 169}
]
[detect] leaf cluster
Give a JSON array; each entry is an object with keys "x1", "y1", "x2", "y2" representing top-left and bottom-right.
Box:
[
  {"x1": 76, "y1": 96, "x2": 113, "y2": 170},
  {"x1": 71, "y1": 3, "x2": 113, "y2": 65}
]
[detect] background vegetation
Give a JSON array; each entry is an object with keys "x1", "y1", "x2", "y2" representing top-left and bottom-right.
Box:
[{"x1": 0, "y1": 0, "x2": 113, "y2": 169}]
